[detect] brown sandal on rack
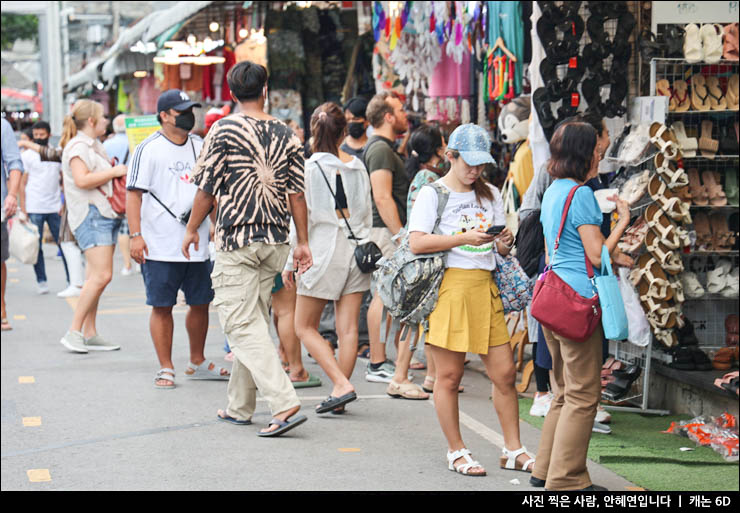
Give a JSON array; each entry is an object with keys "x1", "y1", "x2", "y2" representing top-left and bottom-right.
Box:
[
  {"x1": 644, "y1": 204, "x2": 682, "y2": 249},
  {"x1": 633, "y1": 253, "x2": 674, "y2": 302},
  {"x1": 702, "y1": 170, "x2": 727, "y2": 206},
  {"x1": 692, "y1": 211, "x2": 713, "y2": 250},
  {"x1": 647, "y1": 174, "x2": 692, "y2": 223},
  {"x1": 699, "y1": 120, "x2": 719, "y2": 159},
  {"x1": 687, "y1": 168, "x2": 709, "y2": 206},
  {"x1": 709, "y1": 212, "x2": 732, "y2": 250},
  {"x1": 644, "y1": 230, "x2": 684, "y2": 275},
  {"x1": 654, "y1": 153, "x2": 689, "y2": 189}
]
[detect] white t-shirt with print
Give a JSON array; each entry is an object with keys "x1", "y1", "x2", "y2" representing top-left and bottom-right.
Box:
[
  {"x1": 407, "y1": 180, "x2": 506, "y2": 271},
  {"x1": 127, "y1": 132, "x2": 209, "y2": 262},
  {"x1": 21, "y1": 150, "x2": 62, "y2": 214}
]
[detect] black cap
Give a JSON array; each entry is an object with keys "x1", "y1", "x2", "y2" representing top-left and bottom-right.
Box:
[
  {"x1": 157, "y1": 89, "x2": 202, "y2": 114},
  {"x1": 344, "y1": 97, "x2": 369, "y2": 118}
]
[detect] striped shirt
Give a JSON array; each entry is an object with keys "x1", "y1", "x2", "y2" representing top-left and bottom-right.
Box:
[{"x1": 190, "y1": 113, "x2": 305, "y2": 252}]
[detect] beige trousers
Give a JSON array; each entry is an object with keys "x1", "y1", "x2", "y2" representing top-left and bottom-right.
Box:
[
  {"x1": 532, "y1": 326, "x2": 603, "y2": 490},
  {"x1": 212, "y1": 242, "x2": 299, "y2": 421}
]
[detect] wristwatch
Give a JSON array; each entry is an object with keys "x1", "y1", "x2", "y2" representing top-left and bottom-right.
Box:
[{"x1": 130, "y1": 232, "x2": 142, "y2": 238}]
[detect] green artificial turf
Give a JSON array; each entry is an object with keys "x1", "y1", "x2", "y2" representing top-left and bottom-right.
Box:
[{"x1": 518, "y1": 398, "x2": 739, "y2": 491}]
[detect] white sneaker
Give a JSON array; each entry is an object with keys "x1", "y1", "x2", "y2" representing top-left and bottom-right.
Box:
[
  {"x1": 57, "y1": 285, "x2": 83, "y2": 298},
  {"x1": 84, "y1": 334, "x2": 121, "y2": 352},
  {"x1": 529, "y1": 392, "x2": 554, "y2": 417},
  {"x1": 60, "y1": 330, "x2": 88, "y2": 353},
  {"x1": 37, "y1": 282, "x2": 50, "y2": 295},
  {"x1": 121, "y1": 266, "x2": 134, "y2": 276},
  {"x1": 592, "y1": 420, "x2": 612, "y2": 434},
  {"x1": 595, "y1": 406, "x2": 612, "y2": 424}
]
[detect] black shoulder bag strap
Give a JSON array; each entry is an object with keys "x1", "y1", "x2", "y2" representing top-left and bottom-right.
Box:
[{"x1": 315, "y1": 161, "x2": 358, "y2": 240}]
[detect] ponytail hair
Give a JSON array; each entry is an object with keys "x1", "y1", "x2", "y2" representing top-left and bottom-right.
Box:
[
  {"x1": 310, "y1": 102, "x2": 347, "y2": 156},
  {"x1": 60, "y1": 99, "x2": 104, "y2": 149},
  {"x1": 448, "y1": 150, "x2": 494, "y2": 206},
  {"x1": 405, "y1": 124, "x2": 443, "y2": 181}
]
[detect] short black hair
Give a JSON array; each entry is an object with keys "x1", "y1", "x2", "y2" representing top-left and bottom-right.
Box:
[
  {"x1": 32, "y1": 120, "x2": 51, "y2": 133},
  {"x1": 344, "y1": 97, "x2": 369, "y2": 119},
  {"x1": 227, "y1": 61, "x2": 268, "y2": 102}
]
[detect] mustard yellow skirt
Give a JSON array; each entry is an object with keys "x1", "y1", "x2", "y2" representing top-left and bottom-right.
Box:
[{"x1": 427, "y1": 268, "x2": 510, "y2": 355}]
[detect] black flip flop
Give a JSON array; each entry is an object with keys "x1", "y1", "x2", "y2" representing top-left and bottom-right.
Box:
[
  {"x1": 316, "y1": 391, "x2": 357, "y2": 414},
  {"x1": 257, "y1": 414, "x2": 308, "y2": 437}
]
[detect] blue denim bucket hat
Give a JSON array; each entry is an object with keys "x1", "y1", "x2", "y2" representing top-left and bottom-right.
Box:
[{"x1": 447, "y1": 124, "x2": 496, "y2": 166}]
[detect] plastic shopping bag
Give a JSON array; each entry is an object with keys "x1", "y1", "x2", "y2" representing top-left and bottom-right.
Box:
[
  {"x1": 618, "y1": 266, "x2": 651, "y2": 347},
  {"x1": 9, "y1": 217, "x2": 40, "y2": 265}
]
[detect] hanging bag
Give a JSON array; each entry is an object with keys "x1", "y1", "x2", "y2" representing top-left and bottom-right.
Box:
[
  {"x1": 594, "y1": 245, "x2": 629, "y2": 340},
  {"x1": 501, "y1": 177, "x2": 519, "y2": 236},
  {"x1": 530, "y1": 185, "x2": 602, "y2": 343},
  {"x1": 315, "y1": 161, "x2": 382, "y2": 273},
  {"x1": 9, "y1": 216, "x2": 40, "y2": 265}
]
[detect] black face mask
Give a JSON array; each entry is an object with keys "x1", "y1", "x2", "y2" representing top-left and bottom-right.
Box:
[
  {"x1": 33, "y1": 138, "x2": 49, "y2": 146},
  {"x1": 174, "y1": 111, "x2": 196, "y2": 131},
  {"x1": 347, "y1": 122, "x2": 365, "y2": 139}
]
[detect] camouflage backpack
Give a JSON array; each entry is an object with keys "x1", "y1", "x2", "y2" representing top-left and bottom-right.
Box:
[{"x1": 373, "y1": 182, "x2": 450, "y2": 351}]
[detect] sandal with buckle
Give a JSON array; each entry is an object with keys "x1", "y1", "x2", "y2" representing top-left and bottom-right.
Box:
[
  {"x1": 633, "y1": 253, "x2": 674, "y2": 301},
  {"x1": 654, "y1": 153, "x2": 689, "y2": 190},
  {"x1": 647, "y1": 174, "x2": 691, "y2": 223},
  {"x1": 155, "y1": 368, "x2": 176, "y2": 389},
  {"x1": 644, "y1": 204, "x2": 682, "y2": 249},
  {"x1": 645, "y1": 230, "x2": 683, "y2": 275},
  {"x1": 500, "y1": 446, "x2": 536, "y2": 473},
  {"x1": 649, "y1": 122, "x2": 681, "y2": 160},
  {"x1": 447, "y1": 448, "x2": 486, "y2": 476}
]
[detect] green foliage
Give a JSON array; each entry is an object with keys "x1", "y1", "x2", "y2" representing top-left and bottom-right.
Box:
[{"x1": 1, "y1": 14, "x2": 39, "y2": 50}]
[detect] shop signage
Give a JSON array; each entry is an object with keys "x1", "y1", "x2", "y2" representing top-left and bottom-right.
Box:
[
  {"x1": 124, "y1": 115, "x2": 160, "y2": 155},
  {"x1": 652, "y1": 1, "x2": 738, "y2": 33}
]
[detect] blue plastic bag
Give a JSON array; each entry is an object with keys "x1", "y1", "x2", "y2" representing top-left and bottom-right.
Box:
[{"x1": 594, "y1": 246, "x2": 629, "y2": 340}]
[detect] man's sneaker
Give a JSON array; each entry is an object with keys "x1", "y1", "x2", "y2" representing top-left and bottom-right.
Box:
[
  {"x1": 60, "y1": 330, "x2": 88, "y2": 353},
  {"x1": 595, "y1": 405, "x2": 612, "y2": 424},
  {"x1": 366, "y1": 360, "x2": 396, "y2": 383},
  {"x1": 592, "y1": 420, "x2": 612, "y2": 434},
  {"x1": 84, "y1": 334, "x2": 121, "y2": 351},
  {"x1": 37, "y1": 282, "x2": 49, "y2": 295},
  {"x1": 57, "y1": 285, "x2": 82, "y2": 298},
  {"x1": 529, "y1": 392, "x2": 554, "y2": 417}
]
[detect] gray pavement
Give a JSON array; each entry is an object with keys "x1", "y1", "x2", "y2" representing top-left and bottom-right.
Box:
[{"x1": 1, "y1": 244, "x2": 637, "y2": 491}]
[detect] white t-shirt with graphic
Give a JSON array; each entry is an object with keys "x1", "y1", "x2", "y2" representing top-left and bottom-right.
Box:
[
  {"x1": 127, "y1": 132, "x2": 209, "y2": 262},
  {"x1": 407, "y1": 180, "x2": 505, "y2": 271}
]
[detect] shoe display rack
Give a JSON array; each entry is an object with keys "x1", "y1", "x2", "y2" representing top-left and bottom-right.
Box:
[{"x1": 646, "y1": 57, "x2": 740, "y2": 369}]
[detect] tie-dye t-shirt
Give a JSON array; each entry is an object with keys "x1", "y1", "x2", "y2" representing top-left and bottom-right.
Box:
[
  {"x1": 191, "y1": 114, "x2": 304, "y2": 251},
  {"x1": 407, "y1": 179, "x2": 506, "y2": 271}
]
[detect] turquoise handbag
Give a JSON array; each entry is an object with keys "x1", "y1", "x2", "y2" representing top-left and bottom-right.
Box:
[{"x1": 595, "y1": 245, "x2": 629, "y2": 341}]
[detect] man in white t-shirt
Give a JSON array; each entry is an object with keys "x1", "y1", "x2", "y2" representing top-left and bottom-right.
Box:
[
  {"x1": 19, "y1": 121, "x2": 69, "y2": 295},
  {"x1": 126, "y1": 89, "x2": 228, "y2": 389}
]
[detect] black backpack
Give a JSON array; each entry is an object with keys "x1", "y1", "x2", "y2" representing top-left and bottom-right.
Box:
[{"x1": 515, "y1": 209, "x2": 544, "y2": 279}]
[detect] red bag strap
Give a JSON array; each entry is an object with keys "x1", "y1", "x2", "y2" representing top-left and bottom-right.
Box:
[{"x1": 552, "y1": 184, "x2": 595, "y2": 279}]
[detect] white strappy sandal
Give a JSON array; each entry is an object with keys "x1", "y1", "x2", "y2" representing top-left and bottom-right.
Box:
[
  {"x1": 500, "y1": 446, "x2": 536, "y2": 473},
  {"x1": 447, "y1": 448, "x2": 486, "y2": 476}
]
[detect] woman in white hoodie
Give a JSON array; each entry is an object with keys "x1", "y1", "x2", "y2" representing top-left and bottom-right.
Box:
[{"x1": 286, "y1": 102, "x2": 373, "y2": 415}]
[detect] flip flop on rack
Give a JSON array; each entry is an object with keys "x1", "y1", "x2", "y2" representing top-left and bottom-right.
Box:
[
  {"x1": 672, "y1": 81, "x2": 692, "y2": 112},
  {"x1": 691, "y1": 74, "x2": 712, "y2": 111},
  {"x1": 705, "y1": 76, "x2": 728, "y2": 111}
]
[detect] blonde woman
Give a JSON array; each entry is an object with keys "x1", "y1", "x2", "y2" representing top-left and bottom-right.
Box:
[{"x1": 59, "y1": 100, "x2": 127, "y2": 353}]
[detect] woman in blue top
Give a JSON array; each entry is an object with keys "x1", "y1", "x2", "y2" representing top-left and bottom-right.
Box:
[{"x1": 532, "y1": 120, "x2": 632, "y2": 491}]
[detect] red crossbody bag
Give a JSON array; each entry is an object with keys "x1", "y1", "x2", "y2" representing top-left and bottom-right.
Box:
[{"x1": 530, "y1": 185, "x2": 602, "y2": 343}]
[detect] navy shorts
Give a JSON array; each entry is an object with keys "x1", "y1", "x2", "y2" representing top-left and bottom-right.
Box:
[{"x1": 141, "y1": 259, "x2": 214, "y2": 307}]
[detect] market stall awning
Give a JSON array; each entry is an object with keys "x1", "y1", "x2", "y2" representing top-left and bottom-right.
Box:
[
  {"x1": 64, "y1": 0, "x2": 213, "y2": 93},
  {"x1": 1, "y1": 86, "x2": 43, "y2": 113}
]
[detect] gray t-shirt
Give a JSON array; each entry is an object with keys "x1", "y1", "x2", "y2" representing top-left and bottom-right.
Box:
[{"x1": 363, "y1": 135, "x2": 409, "y2": 228}]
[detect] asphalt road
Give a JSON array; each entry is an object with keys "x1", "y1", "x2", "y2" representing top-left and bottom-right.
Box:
[{"x1": 1, "y1": 244, "x2": 636, "y2": 491}]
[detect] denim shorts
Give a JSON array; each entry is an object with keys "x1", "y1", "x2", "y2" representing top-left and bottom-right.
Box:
[
  {"x1": 141, "y1": 259, "x2": 214, "y2": 307},
  {"x1": 74, "y1": 205, "x2": 122, "y2": 252}
]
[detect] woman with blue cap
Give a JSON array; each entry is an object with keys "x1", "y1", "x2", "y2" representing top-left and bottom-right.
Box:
[{"x1": 407, "y1": 123, "x2": 535, "y2": 477}]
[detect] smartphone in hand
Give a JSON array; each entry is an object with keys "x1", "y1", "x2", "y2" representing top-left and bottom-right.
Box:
[{"x1": 486, "y1": 225, "x2": 506, "y2": 236}]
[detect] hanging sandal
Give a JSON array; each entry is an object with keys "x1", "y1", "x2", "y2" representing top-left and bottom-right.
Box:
[
  {"x1": 668, "y1": 275, "x2": 685, "y2": 303},
  {"x1": 619, "y1": 216, "x2": 649, "y2": 254},
  {"x1": 654, "y1": 153, "x2": 689, "y2": 189},
  {"x1": 500, "y1": 446, "x2": 536, "y2": 473},
  {"x1": 633, "y1": 253, "x2": 674, "y2": 301},
  {"x1": 645, "y1": 230, "x2": 684, "y2": 275},
  {"x1": 655, "y1": 328, "x2": 679, "y2": 349},
  {"x1": 155, "y1": 368, "x2": 175, "y2": 389},
  {"x1": 649, "y1": 122, "x2": 681, "y2": 160},
  {"x1": 647, "y1": 174, "x2": 691, "y2": 223},
  {"x1": 705, "y1": 76, "x2": 728, "y2": 111},
  {"x1": 699, "y1": 120, "x2": 719, "y2": 159},
  {"x1": 447, "y1": 448, "x2": 486, "y2": 476},
  {"x1": 644, "y1": 204, "x2": 682, "y2": 249}
]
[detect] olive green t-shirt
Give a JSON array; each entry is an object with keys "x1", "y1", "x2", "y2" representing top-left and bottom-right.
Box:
[{"x1": 363, "y1": 135, "x2": 409, "y2": 228}]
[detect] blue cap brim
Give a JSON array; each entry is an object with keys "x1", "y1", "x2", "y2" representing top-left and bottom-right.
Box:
[{"x1": 459, "y1": 151, "x2": 496, "y2": 167}]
